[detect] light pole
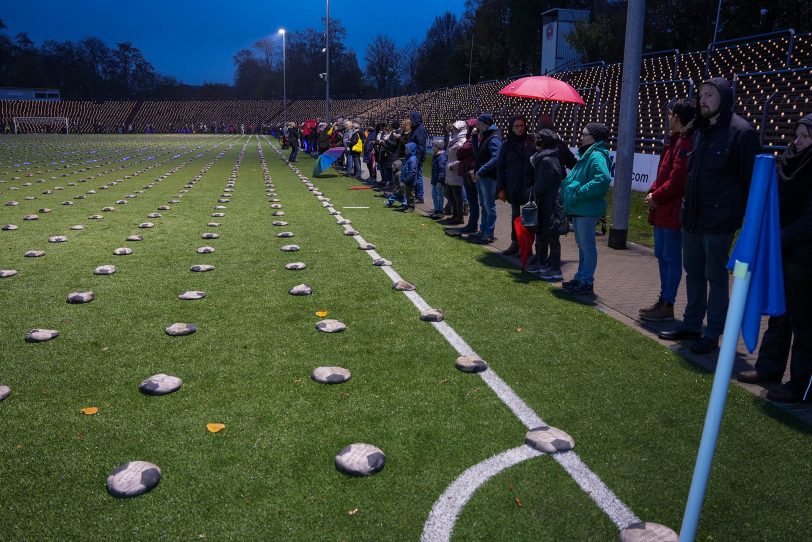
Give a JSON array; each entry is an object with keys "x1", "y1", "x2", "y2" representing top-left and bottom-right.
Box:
[
  {"x1": 325, "y1": 0, "x2": 330, "y2": 123},
  {"x1": 278, "y1": 28, "x2": 287, "y2": 126}
]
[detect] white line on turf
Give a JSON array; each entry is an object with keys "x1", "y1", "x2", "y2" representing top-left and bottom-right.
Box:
[
  {"x1": 420, "y1": 446, "x2": 544, "y2": 542},
  {"x1": 268, "y1": 141, "x2": 641, "y2": 538}
]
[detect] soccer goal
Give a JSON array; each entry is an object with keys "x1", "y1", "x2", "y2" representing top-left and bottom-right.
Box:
[{"x1": 12, "y1": 117, "x2": 70, "y2": 134}]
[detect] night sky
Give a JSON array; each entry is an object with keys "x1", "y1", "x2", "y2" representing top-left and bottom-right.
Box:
[{"x1": 3, "y1": 0, "x2": 468, "y2": 85}]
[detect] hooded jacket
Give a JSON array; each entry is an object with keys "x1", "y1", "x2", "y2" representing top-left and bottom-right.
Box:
[
  {"x1": 682, "y1": 77, "x2": 761, "y2": 233},
  {"x1": 497, "y1": 117, "x2": 536, "y2": 203},
  {"x1": 561, "y1": 140, "x2": 612, "y2": 218},
  {"x1": 473, "y1": 125, "x2": 502, "y2": 178},
  {"x1": 445, "y1": 122, "x2": 468, "y2": 187},
  {"x1": 408, "y1": 112, "x2": 428, "y2": 165},
  {"x1": 527, "y1": 147, "x2": 567, "y2": 236},
  {"x1": 401, "y1": 142, "x2": 418, "y2": 185},
  {"x1": 778, "y1": 114, "x2": 812, "y2": 254}
]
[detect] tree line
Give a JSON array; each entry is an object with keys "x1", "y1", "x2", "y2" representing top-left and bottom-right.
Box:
[{"x1": 1, "y1": 1, "x2": 809, "y2": 101}]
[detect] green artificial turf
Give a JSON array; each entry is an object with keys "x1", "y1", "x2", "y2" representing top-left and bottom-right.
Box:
[{"x1": 0, "y1": 135, "x2": 809, "y2": 541}]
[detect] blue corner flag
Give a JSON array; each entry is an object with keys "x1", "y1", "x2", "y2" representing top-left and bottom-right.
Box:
[{"x1": 726, "y1": 154, "x2": 786, "y2": 352}]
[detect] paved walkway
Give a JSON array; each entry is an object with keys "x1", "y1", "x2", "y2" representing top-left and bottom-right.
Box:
[{"x1": 411, "y1": 183, "x2": 812, "y2": 426}]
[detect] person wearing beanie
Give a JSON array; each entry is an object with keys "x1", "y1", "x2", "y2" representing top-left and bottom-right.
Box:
[
  {"x1": 658, "y1": 77, "x2": 760, "y2": 355},
  {"x1": 737, "y1": 113, "x2": 812, "y2": 403},
  {"x1": 560, "y1": 122, "x2": 612, "y2": 295},
  {"x1": 468, "y1": 113, "x2": 503, "y2": 244},
  {"x1": 430, "y1": 139, "x2": 448, "y2": 218}
]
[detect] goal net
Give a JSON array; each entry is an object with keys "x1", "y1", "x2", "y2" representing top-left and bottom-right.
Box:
[{"x1": 13, "y1": 117, "x2": 70, "y2": 134}]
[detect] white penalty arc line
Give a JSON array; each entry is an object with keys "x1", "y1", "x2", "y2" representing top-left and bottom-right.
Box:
[{"x1": 268, "y1": 141, "x2": 641, "y2": 538}]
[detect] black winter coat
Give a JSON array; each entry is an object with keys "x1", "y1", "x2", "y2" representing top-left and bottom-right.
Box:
[
  {"x1": 526, "y1": 148, "x2": 567, "y2": 237},
  {"x1": 682, "y1": 77, "x2": 761, "y2": 233},
  {"x1": 497, "y1": 135, "x2": 536, "y2": 204}
]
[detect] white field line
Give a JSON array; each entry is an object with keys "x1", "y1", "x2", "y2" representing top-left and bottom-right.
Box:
[{"x1": 266, "y1": 140, "x2": 641, "y2": 537}]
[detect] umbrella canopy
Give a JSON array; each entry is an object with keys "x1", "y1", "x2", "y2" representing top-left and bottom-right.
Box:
[
  {"x1": 513, "y1": 216, "x2": 536, "y2": 271},
  {"x1": 313, "y1": 147, "x2": 346, "y2": 176},
  {"x1": 499, "y1": 76, "x2": 585, "y2": 105}
]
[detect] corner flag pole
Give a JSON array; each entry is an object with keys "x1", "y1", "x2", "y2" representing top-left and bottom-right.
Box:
[{"x1": 679, "y1": 155, "x2": 777, "y2": 541}]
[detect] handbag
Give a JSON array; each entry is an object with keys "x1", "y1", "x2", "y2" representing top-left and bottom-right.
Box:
[{"x1": 520, "y1": 190, "x2": 538, "y2": 231}]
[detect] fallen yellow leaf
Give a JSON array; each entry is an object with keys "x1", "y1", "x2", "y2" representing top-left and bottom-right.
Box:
[
  {"x1": 514, "y1": 496, "x2": 523, "y2": 507},
  {"x1": 316, "y1": 310, "x2": 328, "y2": 318},
  {"x1": 348, "y1": 508, "x2": 360, "y2": 516},
  {"x1": 516, "y1": 327, "x2": 524, "y2": 332},
  {"x1": 207, "y1": 423, "x2": 225, "y2": 433},
  {"x1": 81, "y1": 407, "x2": 99, "y2": 415}
]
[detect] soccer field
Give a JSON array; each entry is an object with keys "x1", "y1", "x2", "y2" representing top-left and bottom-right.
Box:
[{"x1": 1, "y1": 134, "x2": 809, "y2": 541}]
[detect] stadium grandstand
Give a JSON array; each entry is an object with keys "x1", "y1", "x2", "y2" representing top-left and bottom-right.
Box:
[{"x1": 1, "y1": 30, "x2": 810, "y2": 154}]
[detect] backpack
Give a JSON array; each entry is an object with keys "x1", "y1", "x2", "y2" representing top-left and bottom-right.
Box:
[{"x1": 351, "y1": 132, "x2": 364, "y2": 153}]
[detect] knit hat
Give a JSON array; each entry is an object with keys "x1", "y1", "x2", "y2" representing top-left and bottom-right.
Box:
[
  {"x1": 584, "y1": 122, "x2": 610, "y2": 142},
  {"x1": 432, "y1": 139, "x2": 446, "y2": 149},
  {"x1": 452, "y1": 120, "x2": 468, "y2": 131},
  {"x1": 466, "y1": 118, "x2": 478, "y2": 128},
  {"x1": 477, "y1": 113, "x2": 495, "y2": 126},
  {"x1": 535, "y1": 129, "x2": 558, "y2": 148}
]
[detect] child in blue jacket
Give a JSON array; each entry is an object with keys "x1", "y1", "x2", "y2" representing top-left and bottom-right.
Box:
[{"x1": 430, "y1": 140, "x2": 447, "y2": 218}]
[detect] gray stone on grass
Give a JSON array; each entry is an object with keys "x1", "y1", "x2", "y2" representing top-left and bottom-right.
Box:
[
  {"x1": 165, "y1": 323, "x2": 197, "y2": 336},
  {"x1": 147, "y1": 213, "x2": 161, "y2": 218},
  {"x1": 197, "y1": 246, "x2": 215, "y2": 254},
  {"x1": 158, "y1": 205, "x2": 170, "y2": 211},
  {"x1": 207, "y1": 222, "x2": 220, "y2": 227},
  {"x1": 316, "y1": 319, "x2": 346, "y2": 333},
  {"x1": 113, "y1": 247, "x2": 133, "y2": 256},
  {"x1": 211, "y1": 212, "x2": 225, "y2": 217},
  {"x1": 335, "y1": 444, "x2": 385, "y2": 477},
  {"x1": 619, "y1": 523, "x2": 678, "y2": 542},
  {"x1": 102, "y1": 206, "x2": 115, "y2": 212},
  {"x1": 420, "y1": 308, "x2": 444, "y2": 322},
  {"x1": 0, "y1": 385, "x2": 10, "y2": 401},
  {"x1": 39, "y1": 208, "x2": 52, "y2": 213},
  {"x1": 89, "y1": 214, "x2": 104, "y2": 220},
  {"x1": 67, "y1": 291, "x2": 95, "y2": 304},
  {"x1": 284, "y1": 262, "x2": 306, "y2": 270},
  {"x1": 48, "y1": 236, "x2": 68, "y2": 243},
  {"x1": 358, "y1": 243, "x2": 376, "y2": 250},
  {"x1": 138, "y1": 222, "x2": 154, "y2": 229},
  {"x1": 25, "y1": 250, "x2": 45, "y2": 258},
  {"x1": 1, "y1": 270, "x2": 18, "y2": 278},
  {"x1": 272, "y1": 221, "x2": 289, "y2": 226},
  {"x1": 272, "y1": 211, "x2": 285, "y2": 217},
  {"x1": 178, "y1": 291, "x2": 206, "y2": 300},
  {"x1": 62, "y1": 201, "x2": 74, "y2": 206},
  {"x1": 524, "y1": 426, "x2": 575, "y2": 453},
  {"x1": 190, "y1": 264, "x2": 214, "y2": 272},
  {"x1": 94, "y1": 265, "x2": 116, "y2": 275},
  {"x1": 276, "y1": 232, "x2": 294, "y2": 238},
  {"x1": 139, "y1": 374, "x2": 183, "y2": 395},
  {"x1": 270, "y1": 204, "x2": 283, "y2": 209},
  {"x1": 393, "y1": 280, "x2": 416, "y2": 291},
  {"x1": 70, "y1": 225, "x2": 86, "y2": 230},
  {"x1": 337, "y1": 219, "x2": 351, "y2": 225},
  {"x1": 4, "y1": 201, "x2": 18, "y2": 207},
  {"x1": 288, "y1": 284, "x2": 313, "y2": 296},
  {"x1": 23, "y1": 214, "x2": 39, "y2": 221},
  {"x1": 25, "y1": 328, "x2": 59, "y2": 342},
  {"x1": 455, "y1": 356, "x2": 488, "y2": 373},
  {"x1": 280, "y1": 244, "x2": 299, "y2": 252},
  {"x1": 106, "y1": 461, "x2": 161, "y2": 498},
  {"x1": 373, "y1": 258, "x2": 391, "y2": 267},
  {"x1": 343, "y1": 228, "x2": 359, "y2": 236},
  {"x1": 127, "y1": 235, "x2": 143, "y2": 242},
  {"x1": 201, "y1": 232, "x2": 219, "y2": 240},
  {"x1": 2, "y1": 224, "x2": 18, "y2": 231},
  {"x1": 311, "y1": 366, "x2": 351, "y2": 384}
]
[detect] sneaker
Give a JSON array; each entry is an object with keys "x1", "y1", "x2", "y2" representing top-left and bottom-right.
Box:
[
  {"x1": 526, "y1": 263, "x2": 547, "y2": 274},
  {"x1": 562, "y1": 279, "x2": 582, "y2": 290},
  {"x1": 689, "y1": 336, "x2": 718, "y2": 355},
  {"x1": 640, "y1": 299, "x2": 674, "y2": 322},
  {"x1": 567, "y1": 281, "x2": 594, "y2": 295},
  {"x1": 539, "y1": 268, "x2": 563, "y2": 281}
]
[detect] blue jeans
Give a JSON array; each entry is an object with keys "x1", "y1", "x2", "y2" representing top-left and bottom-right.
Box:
[
  {"x1": 572, "y1": 216, "x2": 598, "y2": 285},
  {"x1": 432, "y1": 183, "x2": 445, "y2": 213},
  {"x1": 475, "y1": 176, "x2": 498, "y2": 238},
  {"x1": 288, "y1": 146, "x2": 298, "y2": 162},
  {"x1": 681, "y1": 230, "x2": 734, "y2": 339},
  {"x1": 654, "y1": 226, "x2": 682, "y2": 304},
  {"x1": 415, "y1": 161, "x2": 425, "y2": 200},
  {"x1": 352, "y1": 154, "x2": 362, "y2": 180}
]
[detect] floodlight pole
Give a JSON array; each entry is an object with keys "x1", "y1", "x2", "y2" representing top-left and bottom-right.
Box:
[
  {"x1": 279, "y1": 29, "x2": 287, "y2": 125},
  {"x1": 325, "y1": 0, "x2": 331, "y2": 123}
]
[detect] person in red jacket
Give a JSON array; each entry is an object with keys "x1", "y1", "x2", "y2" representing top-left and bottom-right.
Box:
[{"x1": 639, "y1": 98, "x2": 696, "y2": 322}]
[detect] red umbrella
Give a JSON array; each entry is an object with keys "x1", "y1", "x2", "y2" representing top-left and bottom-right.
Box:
[
  {"x1": 499, "y1": 76, "x2": 585, "y2": 105},
  {"x1": 513, "y1": 217, "x2": 536, "y2": 271}
]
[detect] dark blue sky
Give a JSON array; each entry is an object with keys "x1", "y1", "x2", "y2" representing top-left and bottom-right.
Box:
[{"x1": 3, "y1": 0, "x2": 468, "y2": 85}]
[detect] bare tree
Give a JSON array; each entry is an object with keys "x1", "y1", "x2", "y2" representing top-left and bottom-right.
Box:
[
  {"x1": 365, "y1": 34, "x2": 400, "y2": 96},
  {"x1": 400, "y1": 40, "x2": 420, "y2": 93}
]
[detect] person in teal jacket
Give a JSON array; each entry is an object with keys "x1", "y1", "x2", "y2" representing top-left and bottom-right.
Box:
[{"x1": 560, "y1": 122, "x2": 612, "y2": 295}]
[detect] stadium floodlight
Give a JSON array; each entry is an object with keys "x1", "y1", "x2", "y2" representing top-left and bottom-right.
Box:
[{"x1": 279, "y1": 28, "x2": 287, "y2": 125}]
